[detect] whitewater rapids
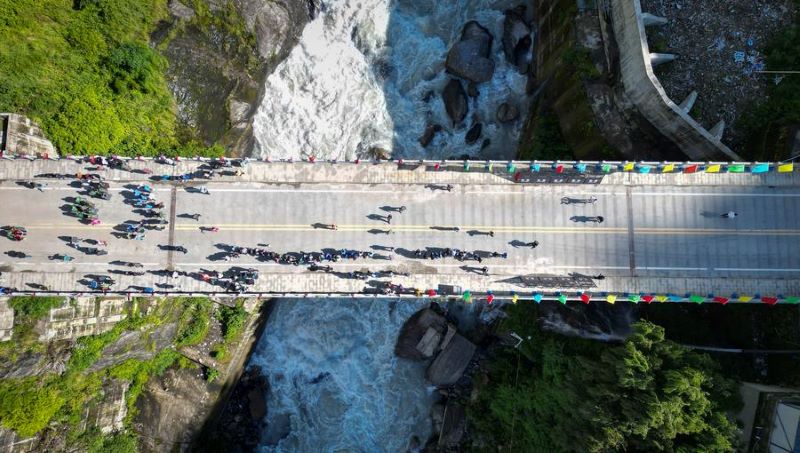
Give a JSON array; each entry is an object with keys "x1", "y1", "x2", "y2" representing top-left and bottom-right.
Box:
[
  {"x1": 252, "y1": 0, "x2": 532, "y2": 161},
  {"x1": 250, "y1": 298, "x2": 436, "y2": 452}
]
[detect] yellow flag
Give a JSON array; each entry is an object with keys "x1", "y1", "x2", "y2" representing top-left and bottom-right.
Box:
[
  {"x1": 662, "y1": 164, "x2": 674, "y2": 173},
  {"x1": 511, "y1": 294, "x2": 519, "y2": 304},
  {"x1": 706, "y1": 164, "x2": 721, "y2": 173},
  {"x1": 778, "y1": 163, "x2": 794, "y2": 173},
  {"x1": 739, "y1": 295, "x2": 753, "y2": 303},
  {"x1": 655, "y1": 295, "x2": 667, "y2": 303},
  {"x1": 623, "y1": 162, "x2": 634, "y2": 171},
  {"x1": 606, "y1": 295, "x2": 616, "y2": 304}
]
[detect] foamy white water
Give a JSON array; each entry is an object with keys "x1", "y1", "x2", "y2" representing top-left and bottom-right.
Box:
[
  {"x1": 252, "y1": 0, "x2": 532, "y2": 160},
  {"x1": 250, "y1": 298, "x2": 436, "y2": 452}
]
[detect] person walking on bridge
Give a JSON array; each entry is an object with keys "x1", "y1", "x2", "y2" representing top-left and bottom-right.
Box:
[
  {"x1": 721, "y1": 211, "x2": 738, "y2": 219},
  {"x1": 527, "y1": 241, "x2": 539, "y2": 248},
  {"x1": 386, "y1": 214, "x2": 392, "y2": 224}
]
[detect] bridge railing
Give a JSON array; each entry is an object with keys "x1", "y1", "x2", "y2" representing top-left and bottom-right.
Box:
[
  {"x1": 1, "y1": 289, "x2": 797, "y2": 306},
  {"x1": 0, "y1": 151, "x2": 796, "y2": 175}
]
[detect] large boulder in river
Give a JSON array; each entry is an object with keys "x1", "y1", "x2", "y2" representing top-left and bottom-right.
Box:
[
  {"x1": 426, "y1": 334, "x2": 476, "y2": 386},
  {"x1": 445, "y1": 21, "x2": 495, "y2": 83},
  {"x1": 502, "y1": 6, "x2": 532, "y2": 73},
  {"x1": 442, "y1": 79, "x2": 468, "y2": 125},
  {"x1": 395, "y1": 309, "x2": 448, "y2": 360},
  {"x1": 465, "y1": 123, "x2": 482, "y2": 144},
  {"x1": 496, "y1": 102, "x2": 520, "y2": 123}
]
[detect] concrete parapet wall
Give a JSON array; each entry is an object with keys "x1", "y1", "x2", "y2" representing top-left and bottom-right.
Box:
[{"x1": 609, "y1": 0, "x2": 741, "y2": 160}]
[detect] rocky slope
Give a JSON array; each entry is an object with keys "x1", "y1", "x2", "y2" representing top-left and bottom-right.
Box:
[{"x1": 153, "y1": 0, "x2": 314, "y2": 156}]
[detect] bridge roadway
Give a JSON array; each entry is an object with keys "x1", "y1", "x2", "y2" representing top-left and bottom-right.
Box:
[{"x1": 0, "y1": 158, "x2": 799, "y2": 300}]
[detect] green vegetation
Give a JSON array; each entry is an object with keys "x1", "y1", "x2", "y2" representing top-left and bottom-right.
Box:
[
  {"x1": 205, "y1": 367, "x2": 220, "y2": 383},
  {"x1": 518, "y1": 110, "x2": 575, "y2": 160},
  {"x1": 0, "y1": 1, "x2": 231, "y2": 157},
  {"x1": 8, "y1": 296, "x2": 65, "y2": 320},
  {"x1": 739, "y1": 12, "x2": 800, "y2": 160},
  {"x1": 175, "y1": 297, "x2": 213, "y2": 347},
  {"x1": 85, "y1": 429, "x2": 139, "y2": 453},
  {"x1": 109, "y1": 349, "x2": 180, "y2": 418},
  {"x1": 211, "y1": 302, "x2": 248, "y2": 361},
  {"x1": 0, "y1": 377, "x2": 66, "y2": 437},
  {"x1": 468, "y1": 303, "x2": 740, "y2": 452}
]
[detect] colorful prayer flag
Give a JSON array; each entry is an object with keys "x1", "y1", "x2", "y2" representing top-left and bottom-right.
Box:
[
  {"x1": 713, "y1": 296, "x2": 729, "y2": 305},
  {"x1": 727, "y1": 164, "x2": 745, "y2": 173},
  {"x1": 786, "y1": 296, "x2": 800, "y2": 304},
  {"x1": 689, "y1": 295, "x2": 705, "y2": 304},
  {"x1": 628, "y1": 294, "x2": 640, "y2": 303},
  {"x1": 751, "y1": 163, "x2": 769, "y2": 173},
  {"x1": 533, "y1": 293, "x2": 543, "y2": 303},
  {"x1": 580, "y1": 293, "x2": 591, "y2": 304},
  {"x1": 555, "y1": 164, "x2": 564, "y2": 174},
  {"x1": 558, "y1": 294, "x2": 567, "y2": 304},
  {"x1": 575, "y1": 163, "x2": 587, "y2": 173},
  {"x1": 638, "y1": 165, "x2": 652, "y2": 174},
  {"x1": 656, "y1": 295, "x2": 668, "y2": 303},
  {"x1": 507, "y1": 163, "x2": 516, "y2": 173},
  {"x1": 761, "y1": 296, "x2": 779, "y2": 305},
  {"x1": 531, "y1": 163, "x2": 540, "y2": 172},
  {"x1": 738, "y1": 295, "x2": 753, "y2": 303},
  {"x1": 606, "y1": 294, "x2": 616, "y2": 304},
  {"x1": 601, "y1": 164, "x2": 612, "y2": 173},
  {"x1": 706, "y1": 164, "x2": 721, "y2": 173},
  {"x1": 661, "y1": 164, "x2": 674, "y2": 173},
  {"x1": 683, "y1": 164, "x2": 698, "y2": 173},
  {"x1": 641, "y1": 295, "x2": 654, "y2": 304},
  {"x1": 623, "y1": 162, "x2": 635, "y2": 171},
  {"x1": 511, "y1": 294, "x2": 519, "y2": 304},
  {"x1": 778, "y1": 163, "x2": 794, "y2": 173},
  {"x1": 464, "y1": 161, "x2": 471, "y2": 171}
]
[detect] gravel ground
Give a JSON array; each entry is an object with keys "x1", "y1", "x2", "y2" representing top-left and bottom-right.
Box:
[{"x1": 640, "y1": 0, "x2": 796, "y2": 150}]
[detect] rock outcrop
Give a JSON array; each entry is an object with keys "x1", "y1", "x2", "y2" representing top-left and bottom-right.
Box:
[
  {"x1": 155, "y1": 0, "x2": 312, "y2": 156},
  {"x1": 496, "y1": 102, "x2": 520, "y2": 123},
  {"x1": 395, "y1": 308, "x2": 448, "y2": 360},
  {"x1": 419, "y1": 124, "x2": 442, "y2": 148},
  {"x1": 426, "y1": 334, "x2": 476, "y2": 386},
  {"x1": 502, "y1": 6, "x2": 532, "y2": 73},
  {"x1": 442, "y1": 79, "x2": 469, "y2": 125},
  {"x1": 465, "y1": 123, "x2": 482, "y2": 144},
  {"x1": 445, "y1": 21, "x2": 495, "y2": 83}
]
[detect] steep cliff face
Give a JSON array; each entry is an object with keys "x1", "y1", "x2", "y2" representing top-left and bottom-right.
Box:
[
  {"x1": 153, "y1": 0, "x2": 313, "y2": 156},
  {"x1": 518, "y1": 0, "x2": 685, "y2": 160}
]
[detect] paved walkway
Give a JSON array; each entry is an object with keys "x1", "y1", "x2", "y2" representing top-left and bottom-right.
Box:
[{"x1": 0, "y1": 159, "x2": 799, "y2": 301}]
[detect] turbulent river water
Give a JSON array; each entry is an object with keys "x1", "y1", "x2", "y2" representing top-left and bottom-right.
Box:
[
  {"x1": 248, "y1": 0, "x2": 533, "y2": 450},
  {"x1": 252, "y1": 0, "x2": 531, "y2": 161}
]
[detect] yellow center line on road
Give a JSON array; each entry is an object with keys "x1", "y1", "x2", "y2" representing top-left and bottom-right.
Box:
[{"x1": 18, "y1": 224, "x2": 800, "y2": 236}]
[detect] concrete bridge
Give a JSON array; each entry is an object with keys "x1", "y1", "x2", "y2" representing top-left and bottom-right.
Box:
[{"x1": 0, "y1": 157, "x2": 799, "y2": 305}]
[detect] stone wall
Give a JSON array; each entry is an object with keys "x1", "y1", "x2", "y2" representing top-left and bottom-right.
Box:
[{"x1": 0, "y1": 114, "x2": 56, "y2": 158}]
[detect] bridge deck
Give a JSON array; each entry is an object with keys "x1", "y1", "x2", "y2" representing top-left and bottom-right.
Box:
[{"x1": 0, "y1": 159, "x2": 799, "y2": 300}]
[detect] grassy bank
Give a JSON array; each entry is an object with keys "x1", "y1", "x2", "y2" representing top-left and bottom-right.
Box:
[{"x1": 0, "y1": 0, "x2": 227, "y2": 157}]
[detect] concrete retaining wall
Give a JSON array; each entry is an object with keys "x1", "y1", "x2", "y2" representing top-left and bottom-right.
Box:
[{"x1": 609, "y1": 0, "x2": 741, "y2": 160}]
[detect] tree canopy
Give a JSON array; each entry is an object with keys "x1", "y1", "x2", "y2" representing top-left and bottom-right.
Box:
[{"x1": 468, "y1": 305, "x2": 740, "y2": 452}]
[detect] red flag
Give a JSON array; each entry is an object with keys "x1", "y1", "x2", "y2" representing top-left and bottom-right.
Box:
[
  {"x1": 434, "y1": 163, "x2": 440, "y2": 171},
  {"x1": 514, "y1": 171, "x2": 520, "y2": 181},
  {"x1": 642, "y1": 295, "x2": 654, "y2": 304},
  {"x1": 555, "y1": 164, "x2": 564, "y2": 174},
  {"x1": 683, "y1": 164, "x2": 698, "y2": 173},
  {"x1": 762, "y1": 296, "x2": 779, "y2": 305},
  {"x1": 713, "y1": 296, "x2": 729, "y2": 305},
  {"x1": 427, "y1": 289, "x2": 437, "y2": 297},
  {"x1": 580, "y1": 293, "x2": 590, "y2": 304},
  {"x1": 487, "y1": 294, "x2": 494, "y2": 304}
]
